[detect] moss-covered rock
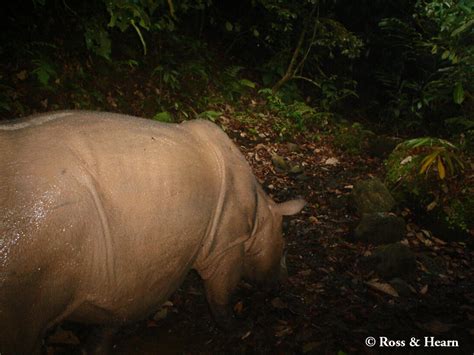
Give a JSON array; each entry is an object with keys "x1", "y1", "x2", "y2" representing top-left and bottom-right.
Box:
[
  {"x1": 422, "y1": 196, "x2": 473, "y2": 241},
  {"x1": 354, "y1": 212, "x2": 406, "y2": 245},
  {"x1": 333, "y1": 122, "x2": 372, "y2": 155},
  {"x1": 371, "y1": 243, "x2": 416, "y2": 279},
  {"x1": 385, "y1": 143, "x2": 427, "y2": 201},
  {"x1": 352, "y1": 178, "x2": 396, "y2": 215}
]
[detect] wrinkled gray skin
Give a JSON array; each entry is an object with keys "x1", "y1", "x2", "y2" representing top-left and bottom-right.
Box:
[{"x1": 0, "y1": 111, "x2": 305, "y2": 354}]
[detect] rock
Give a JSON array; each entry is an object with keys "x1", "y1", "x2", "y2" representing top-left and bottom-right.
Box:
[
  {"x1": 271, "y1": 154, "x2": 289, "y2": 172},
  {"x1": 417, "y1": 253, "x2": 445, "y2": 275},
  {"x1": 354, "y1": 212, "x2": 405, "y2": 245},
  {"x1": 289, "y1": 164, "x2": 304, "y2": 175},
  {"x1": 352, "y1": 178, "x2": 396, "y2": 215},
  {"x1": 372, "y1": 243, "x2": 416, "y2": 279},
  {"x1": 287, "y1": 142, "x2": 300, "y2": 152},
  {"x1": 389, "y1": 278, "x2": 413, "y2": 297},
  {"x1": 367, "y1": 136, "x2": 401, "y2": 158}
]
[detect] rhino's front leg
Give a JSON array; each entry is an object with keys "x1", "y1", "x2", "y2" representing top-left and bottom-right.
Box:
[
  {"x1": 201, "y1": 247, "x2": 244, "y2": 329},
  {"x1": 82, "y1": 326, "x2": 118, "y2": 355}
]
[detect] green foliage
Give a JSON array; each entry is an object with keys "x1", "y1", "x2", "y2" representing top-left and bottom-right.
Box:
[
  {"x1": 386, "y1": 137, "x2": 463, "y2": 193},
  {"x1": 219, "y1": 66, "x2": 256, "y2": 101},
  {"x1": 399, "y1": 137, "x2": 464, "y2": 180},
  {"x1": 153, "y1": 111, "x2": 174, "y2": 122},
  {"x1": 375, "y1": 0, "x2": 473, "y2": 130},
  {"x1": 198, "y1": 110, "x2": 222, "y2": 122},
  {"x1": 333, "y1": 122, "x2": 372, "y2": 155},
  {"x1": 259, "y1": 88, "x2": 330, "y2": 140},
  {"x1": 0, "y1": 83, "x2": 14, "y2": 112},
  {"x1": 319, "y1": 76, "x2": 358, "y2": 111},
  {"x1": 442, "y1": 197, "x2": 474, "y2": 232},
  {"x1": 385, "y1": 137, "x2": 470, "y2": 233},
  {"x1": 31, "y1": 57, "x2": 57, "y2": 87},
  {"x1": 105, "y1": 0, "x2": 157, "y2": 55},
  {"x1": 460, "y1": 129, "x2": 474, "y2": 153},
  {"x1": 153, "y1": 65, "x2": 180, "y2": 91},
  {"x1": 84, "y1": 21, "x2": 112, "y2": 60},
  {"x1": 255, "y1": 1, "x2": 363, "y2": 102}
]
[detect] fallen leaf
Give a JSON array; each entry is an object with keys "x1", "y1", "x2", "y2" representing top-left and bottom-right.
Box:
[
  {"x1": 187, "y1": 286, "x2": 202, "y2": 296},
  {"x1": 271, "y1": 297, "x2": 287, "y2": 309},
  {"x1": 233, "y1": 300, "x2": 244, "y2": 314},
  {"x1": 241, "y1": 330, "x2": 251, "y2": 340},
  {"x1": 275, "y1": 325, "x2": 293, "y2": 337},
  {"x1": 417, "y1": 320, "x2": 453, "y2": 334},
  {"x1": 415, "y1": 232, "x2": 427, "y2": 243},
  {"x1": 417, "y1": 261, "x2": 429, "y2": 273},
  {"x1": 324, "y1": 157, "x2": 339, "y2": 166},
  {"x1": 431, "y1": 236, "x2": 447, "y2": 245},
  {"x1": 420, "y1": 284, "x2": 429, "y2": 295},
  {"x1": 298, "y1": 269, "x2": 312, "y2": 277},
  {"x1": 153, "y1": 307, "x2": 168, "y2": 321},
  {"x1": 162, "y1": 300, "x2": 174, "y2": 307},
  {"x1": 16, "y1": 70, "x2": 27, "y2": 80},
  {"x1": 147, "y1": 319, "x2": 158, "y2": 328},
  {"x1": 365, "y1": 281, "x2": 399, "y2": 297}
]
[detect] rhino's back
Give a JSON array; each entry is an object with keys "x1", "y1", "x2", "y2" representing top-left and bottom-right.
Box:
[{"x1": 1, "y1": 111, "x2": 224, "y2": 321}]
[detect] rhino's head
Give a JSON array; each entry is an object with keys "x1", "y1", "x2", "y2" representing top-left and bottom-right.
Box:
[{"x1": 243, "y1": 198, "x2": 305, "y2": 286}]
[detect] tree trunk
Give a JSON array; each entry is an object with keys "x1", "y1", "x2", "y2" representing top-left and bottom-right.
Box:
[{"x1": 271, "y1": 3, "x2": 318, "y2": 94}]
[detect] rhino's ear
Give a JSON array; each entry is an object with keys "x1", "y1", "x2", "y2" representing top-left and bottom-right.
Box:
[{"x1": 273, "y1": 199, "x2": 306, "y2": 216}]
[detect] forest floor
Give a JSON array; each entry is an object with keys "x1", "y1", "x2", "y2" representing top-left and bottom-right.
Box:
[{"x1": 41, "y1": 112, "x2": 474, "y2": 355}]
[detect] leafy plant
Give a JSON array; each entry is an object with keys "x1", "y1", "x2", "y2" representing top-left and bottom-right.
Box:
[
  {"x1": 199, "y1": 110, "x2": 222, "y2": 122},
  {"x1": 400, "y1": 137, "x2": 464, "y2": 180},
  {"x1": 385, "y1": 136, "x2": 468, "y2": 233},
  {"x1": 259, "y1": 88, "x2": 329, "y2": 140},
  {"x1": 0, "y1": 83, "x2": 14, "y2": 112},
  {"x1": 84, "y1": 20, "x2": 112, "y2": 60},
  {"x1": 153, "y1": 111, "x2": 174, "y2": 122},
  {"x1": 105, "y1": 0, "x2": 156, "y2": 55},
  {"x1": 153, "y1": 65, "x2": 180, "y2": 92},
  {"x1": 220, "y1": 66, "x2": 256, "y2": 101},
  {"x1": 375, "y1": 0, "x2": 473, "y2": 131},
  {"x1": 31, "y1": 57, "x2": 57, "y2": 87},
  {"x1": 252, "y1": 1, "x2": 363, "y2": 96}
]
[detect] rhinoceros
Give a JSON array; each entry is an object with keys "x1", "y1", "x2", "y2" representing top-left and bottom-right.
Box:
[{"x1": 0, "y1": 111, "x2": 305, "y2": 354}]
